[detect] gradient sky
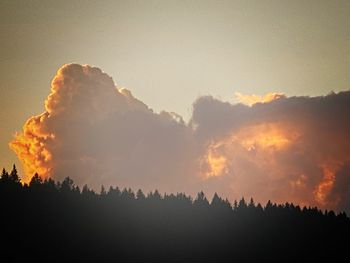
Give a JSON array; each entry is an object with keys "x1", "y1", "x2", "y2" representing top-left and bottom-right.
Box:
[{"x1": 1, "y1": 0, "x2": 349, "y2": 173}]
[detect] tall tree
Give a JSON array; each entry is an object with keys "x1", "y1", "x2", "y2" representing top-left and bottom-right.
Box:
[
  {"x1": 61, "y1": 177, "x2": 74, "y2": 192},
  {"x1": 194, "y1": 191, "x2": 209, "y2": 207},
  {"x1": 136, "y1": 189, "x2": 146, "y2": 200},
  {"x1": 9, "y1": 164, "x2": 20, "y2": 183},
  {"x1": 1, "y1": 168, "x2": 9, "y2": 181},
  {"x1": 29, "y1": 173, "x2": 42, "y2": 187}
]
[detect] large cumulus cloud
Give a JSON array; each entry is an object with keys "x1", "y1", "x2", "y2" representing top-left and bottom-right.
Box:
[
  {"x1": 10, "y1": 64, "x2": 197, "y2": 193},
  {"x1": 10, "y1": 63, "x2": 350, "y2": 212}
]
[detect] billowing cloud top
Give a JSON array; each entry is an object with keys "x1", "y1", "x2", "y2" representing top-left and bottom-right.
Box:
[
  {"x1": 10, "y1": 64, "x2": 350, "y2": 212},
  {"x1": 10, "y1": 64, "x2": 195, "y2": 192}
]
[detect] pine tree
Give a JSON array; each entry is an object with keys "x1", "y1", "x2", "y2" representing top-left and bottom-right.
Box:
[
  {"x1": 248, "y1": 197, "x2": 255, "y2": 208},
  {"x1": 61, "y1": 177, "x2": 74, "y2": 192},
  {"x1": 136, "y1": 189, "x2": 145, "y2": 200},
  {"x1": 9, "y1": 164, "x2": 20, "y2": 183},
  {"x1": 194, "y1": 191, "x2": 209, "y2": 207},
  {"x1": 82, "y1": 184, "x2": 89, "y2": 193},
  {"x1": 233, "y1": 200, "x2": 238, "y2": 210},
  {"x1": 107, "y1": 186, "x2": 120, "y2": 197},
  {"x1": 238, "y1": 197, "x2": 247, "y2": 210},
  {"x1": 29, "y1": 173, "x2": 42, "y2": 187},
  {"x1": 211, "y1": 192, "x2": 221, "y2": 207},
  {"x1": 100, "y1": 185, "x2": 106, "y2": 196},
  {"x1": 265, "y1": 200, "x2": 273, "y2": 211},
  {"x1": 1, "y1": 168, "x2": 9, "y2": 181},
  {"x1": 153, "y1": 189, "x2": 161, "y2": 200}
]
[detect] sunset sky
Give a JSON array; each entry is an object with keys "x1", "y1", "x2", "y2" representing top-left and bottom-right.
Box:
[{"x1": 1, "y1": 1, "x2": 350, "y2": 211}]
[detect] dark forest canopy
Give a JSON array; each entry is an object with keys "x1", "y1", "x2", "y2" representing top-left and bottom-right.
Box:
[{"x1": 1, "y1": 165, "x2": 349, "y2": 262}]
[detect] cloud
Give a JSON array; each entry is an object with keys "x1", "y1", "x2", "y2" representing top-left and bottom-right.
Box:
[
  {"x1": 10, "y1": 64, "x2": 197, "y2": 193},
  {"x1": 191, "y1": 91, "x2": 350, "y2": 210},
  {"x1": 10, "y1": 63, "x2": 350, "y2": 212},
  {"x1": 235, "y1": 92, "x2": 286, "y2": 106}
]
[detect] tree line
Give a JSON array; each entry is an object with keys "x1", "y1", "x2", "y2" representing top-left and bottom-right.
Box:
[{"x1": 1, "y1": 165, "x2": 349, "y2": 262}]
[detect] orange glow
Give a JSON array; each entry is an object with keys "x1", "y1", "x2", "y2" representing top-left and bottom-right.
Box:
[
  {"x1": 199, "y1": 119, "x2": 350, "y2": 210},
  {"x1": 313, "y1": 163, "x2": 340, "y2": 207},
  {"x1": 200, "y1": 122, "x2": 295, "y2": 180},
  {"x1": 290, "y1": 174, "x2": 307, "y2": 189},
  {"x1": 199, "y1": 122, "x2": 314, "y2": 205},
  {"x1": 9, "y1": 114, "x2": 53, "y2": 183},
  {"x1": 234, "y1": 123, "x2": 293, "y2": 151},
  {"x1": 203, "y1": 142, "x2": 227, "y2": 178},
  {"x1": 235, "y1": 92, "x2": 285, "y2": 106}
]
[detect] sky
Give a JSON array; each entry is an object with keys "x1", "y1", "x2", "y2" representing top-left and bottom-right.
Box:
[{"x1": 1, "y1": 1, "x2": 350, "y2": 209}]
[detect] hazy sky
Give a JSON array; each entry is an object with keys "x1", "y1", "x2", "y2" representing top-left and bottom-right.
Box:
[{"x1": 1, "y1": 0, "x2": 349, "y2": 173}]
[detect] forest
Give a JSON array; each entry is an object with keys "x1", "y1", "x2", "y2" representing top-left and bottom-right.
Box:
[{"x1": 1, "y1": 165, "x2": 349, "y2": 262}]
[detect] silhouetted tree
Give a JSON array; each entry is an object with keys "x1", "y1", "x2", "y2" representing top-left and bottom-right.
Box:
[
  {"x1": 29, "y1": 173, "x2": 42, "y2": 187},
  {"x1": 233, "y1": 199, "x2": 238, "y2": 210},
  {"x1": 211, "y1": 192, "x2": 221, "y2": 206},
  {"x1": 148, "y1": 189, "x2": 162, "y2": 201},
  {"x1": 100, "y1": 185, "x2": 106, "y2": 196},
  {"x1": 265, "y1": 200, "x2": 273, "y2": 211},
  {"x1": 256, "y1": 203, "x2": 263, "y2": 213},
  {"x1": 248, "y1": 197, "x2": 255, "y2": 208},
  {"x1": 107, "y1": 186, "x2": 120, "y2": 198},
  {"x1": 238, "y1": 197, "x2": 247, "y2": 210},
  {"x1": 82, "y1": 184, "x2": 95, "y2": 197},
  {"x1": 121, "y1": 187, "x2": 135, "y2": 200},
  {"x1": 1, "y1": 168, "x2": 9, "y2": 182},
  {"x1": 194, "y1": 191, "x2": 209, "y2": 208},
  {"x1": 136, "y1": 189, "x2": 145, "y2": 200},
  {"x1": 9, "y1": 164, "x2": 20, "y2": 183},
  {"x1": 60, "y1": 177, "x2": 74, "y2": 192},
  {"x1": 0, "y1": 165, "x2": 349, "y2": 262}
]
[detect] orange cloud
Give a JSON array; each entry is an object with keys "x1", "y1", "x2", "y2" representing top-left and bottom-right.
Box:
[
  {"x1": 10, "y1": 64, "x2": 196, "y2": 190},
  {"x1": 10, "y1": 112, "x2": 53, "y2": 183},
  {"x1": 235, "y1": 92, "x2": 286, "y2": 106},
  {"x1": 192, "y1": 92, "x2": 350, "y2": 211},
  {"x1": 201, "y1": 141, "x2": 228, "y2": 179}
]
